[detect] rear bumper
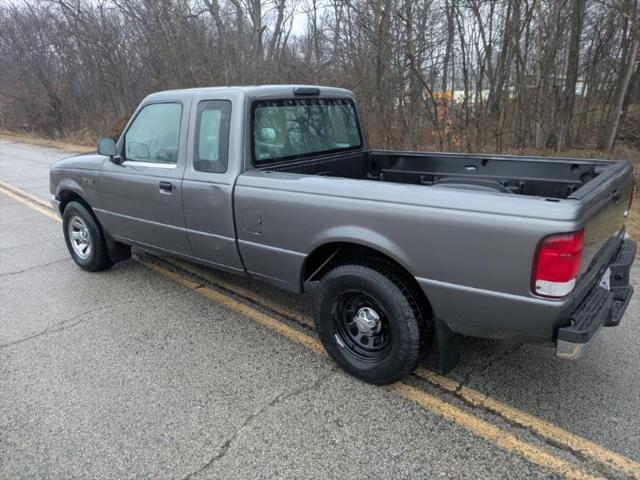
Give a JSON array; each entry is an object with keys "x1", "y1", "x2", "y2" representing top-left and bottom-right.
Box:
[{"x1": 556, "y1": 237, "x2": 636, "y2": 359}]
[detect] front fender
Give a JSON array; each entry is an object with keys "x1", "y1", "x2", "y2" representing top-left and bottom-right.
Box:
[
  {"x1": 54, "y1": 177, "x2": 85, "y2": 199},
  {"x1": 51, "y1": 170, "x2": 101, "y2": 212}
]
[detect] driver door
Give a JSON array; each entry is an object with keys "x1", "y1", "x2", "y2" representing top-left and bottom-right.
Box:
[{"x1": 97, "y1": 100, "x2": 191, "y2": 255}]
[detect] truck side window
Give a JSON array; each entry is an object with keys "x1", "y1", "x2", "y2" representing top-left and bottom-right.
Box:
[
  {"x1": 124, "y1": 103, "x2": 182, "y2": 165},
  {"x1": 194, "y1": 100, "x2": 231, "y2": 173}
]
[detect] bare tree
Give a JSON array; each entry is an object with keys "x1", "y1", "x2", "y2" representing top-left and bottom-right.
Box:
[
  {"x1": 0, "y1": 0, "x2": 638, "y2": 153},
  {"x1": 557, "y1": 0, "x2": 585, "y2": 151},
  {"x1": 601, "y1": 0, "x2": 639, "y2": 150}
]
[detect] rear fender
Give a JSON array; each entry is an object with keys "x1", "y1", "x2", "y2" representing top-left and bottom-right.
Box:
[{"x1": 308, "y1": 226, "x2": 416, "y2": 277}]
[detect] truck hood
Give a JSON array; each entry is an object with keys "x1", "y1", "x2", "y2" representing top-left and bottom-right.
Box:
[{"x1": 51, "y1": 152, "x2": 104, "y2": 171}]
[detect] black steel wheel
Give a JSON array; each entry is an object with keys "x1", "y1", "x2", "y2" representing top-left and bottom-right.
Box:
[
  {"x1": 333, "y1": 292, "x2": 393, "y2": 362},
  {"x1": 315, "y1": 263, "x2": 422, "y2": 384}
]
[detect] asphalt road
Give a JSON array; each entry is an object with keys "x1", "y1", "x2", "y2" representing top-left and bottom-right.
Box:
[{"x1": 1, "y1": 138, "x2": 639, "y2": 479}]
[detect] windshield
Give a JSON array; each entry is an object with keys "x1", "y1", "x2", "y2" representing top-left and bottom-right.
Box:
[{"x1": 252, "y1": 98, "x2": 362, "y2": 164}]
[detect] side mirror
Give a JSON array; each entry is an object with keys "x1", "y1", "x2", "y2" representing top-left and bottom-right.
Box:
[{"x1": 97, "y1": 137, "x2": 117, "y2": 157}]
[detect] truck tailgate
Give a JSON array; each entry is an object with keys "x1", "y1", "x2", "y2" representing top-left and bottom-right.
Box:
[{"x1": 570, "y1": 160, "x2": 635, "y2": 294}]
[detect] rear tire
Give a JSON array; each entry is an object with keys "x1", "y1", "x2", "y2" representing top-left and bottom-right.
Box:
[
  {"x1": 314, "y1": 263, "x2": 422, "y2": 384},
  {"x1": 62, "y1": 201, "x2": 113, "y2": 272}
]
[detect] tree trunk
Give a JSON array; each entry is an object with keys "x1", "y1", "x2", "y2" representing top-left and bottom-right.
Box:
[
  {"x1": 441, "y1": 0, "x2": 454, "y2": 93},
  {"x1": 557, "y1": 0, "x2": 585, "y2": 152},
  {"x1": 602, "y1": 26, "x2": 639, "y2": 150}
]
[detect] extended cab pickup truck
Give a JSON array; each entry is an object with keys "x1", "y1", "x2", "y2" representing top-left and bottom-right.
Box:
[{"x1": 50, "y1": 85, "x2": 636, "y2": 384}]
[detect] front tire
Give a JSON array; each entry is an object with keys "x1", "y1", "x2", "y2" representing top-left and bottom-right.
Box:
[
  {"x1": 314, "y1": 263, "x2": 422, "y2": 384},
  {"x1": 62, "y1": 201, "x2": 112, "y2": 272}
]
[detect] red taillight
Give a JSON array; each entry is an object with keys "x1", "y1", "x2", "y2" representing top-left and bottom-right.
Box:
[{"x1": 533, "y1": 230, "x2": 584, "y2": 297}]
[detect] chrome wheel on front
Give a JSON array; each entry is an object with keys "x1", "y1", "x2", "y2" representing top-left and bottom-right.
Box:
[
  {"x1": 68, "y1": 215, "x2": 92, "y2": 260},
  {"x1": 62, "y1": 201, "x2": 114, "y2": 272}
]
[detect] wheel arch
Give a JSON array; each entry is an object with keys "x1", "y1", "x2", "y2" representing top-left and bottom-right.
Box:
[
  {"x1": 302, "y1": 240, "x2": 434, "y2": 321},
  {"x1": 58, "y1": 187, "x2": 131, "y2": 263},
  {"x1": 57, "y1": 187, "x2": 91, "y2": 215}
]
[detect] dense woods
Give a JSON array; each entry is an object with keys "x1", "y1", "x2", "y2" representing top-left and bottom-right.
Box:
[{"x1": 0, "y1": 0, "x2": 639, "y2": 154}]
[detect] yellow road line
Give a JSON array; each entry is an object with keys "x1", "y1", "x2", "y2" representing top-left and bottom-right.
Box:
[
  {"x1": 141, "y1": 259, "x2": 324, "y2": 354},
  {"x1": 393, "y1": 383, "x2": 598, "y2": 480},
  {"x1": 168, "y1": 254, "x2": 640, "y2": 479},
  {"x1": 156, "y1": 255, "x2": 314, "y2": 327},
  {"x1": 141, "y1": 259, "x2": 599, "y2": 480},
  {"x1": 0, "y1": 182, "x2": 611, "y2": 480},
  {"x1": 0, "y1": 180, "x2": 52, "y2": 208},
  {"x1": 416, "y1": 368, "x2": 640, "y2": 479},
  {"x1": 0, "y1": 182, "x2": 61, "y2": 222}
]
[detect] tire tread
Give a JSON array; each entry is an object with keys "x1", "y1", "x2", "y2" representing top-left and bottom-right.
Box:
[
  {"x1": 63, "y1": 201, "x2": 112, "y2": 272},
  {"x1": 314, "y1": 262, "x2": 421, "y2": 384}
]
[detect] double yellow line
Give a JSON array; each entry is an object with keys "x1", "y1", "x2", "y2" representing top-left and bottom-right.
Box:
[
  {"x1": 2, "y1": 180, "x2": 638, "y2": 479},
  {"x1": 0, "y1": 181, "x2": 60, "y2": 221},
  {"x1": 145, "y1": 254, "x2": 640, "y2": 479}
]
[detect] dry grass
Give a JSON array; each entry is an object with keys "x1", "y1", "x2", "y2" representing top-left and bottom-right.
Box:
[{"x1": 0, "y1": 129, "x2": 91, "y2": 153}]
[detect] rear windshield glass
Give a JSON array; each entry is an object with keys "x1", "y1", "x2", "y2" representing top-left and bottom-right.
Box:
[{"x1": 252, "y1": 98, "x2": 362, "y2": 164}]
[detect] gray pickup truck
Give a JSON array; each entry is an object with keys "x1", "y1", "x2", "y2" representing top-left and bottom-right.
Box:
[{"x1": 50, "y1": 85, "x2": 636, "y2": 384}]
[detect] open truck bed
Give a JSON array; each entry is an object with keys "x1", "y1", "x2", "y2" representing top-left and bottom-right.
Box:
[
  {"x1": 264, "y1": 150, "x2": 627, "y2": 200},
  {"x1": 256, "y1": 144, "x2": 635, "y2": 366}
]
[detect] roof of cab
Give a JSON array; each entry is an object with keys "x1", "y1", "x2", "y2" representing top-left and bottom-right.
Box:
[{"x1": 144, "y1": 84, "x2": 354, "y2": 102}]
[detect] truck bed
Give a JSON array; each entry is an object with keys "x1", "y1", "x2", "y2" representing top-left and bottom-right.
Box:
[{"x1": 264, "y1": 150, "x2": 620, "y2": 199}]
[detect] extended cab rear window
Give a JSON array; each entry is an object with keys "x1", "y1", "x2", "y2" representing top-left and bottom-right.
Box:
[
  {"x1": 252, "y1": 98, "x2": 362, "y2": 164},
  {"x1": 194, "y1": 100, "x2": 231, "y2": 173}
]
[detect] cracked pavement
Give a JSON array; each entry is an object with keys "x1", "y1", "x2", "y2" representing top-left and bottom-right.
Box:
[
  {"x1": 1, "y1": 139, "x2": 639, "y2": 479},
  {"x1": 182, "y1": 370, "x2": 338, "y2": 480}
]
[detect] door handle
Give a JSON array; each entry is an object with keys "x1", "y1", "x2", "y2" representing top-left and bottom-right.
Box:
[{"x1": 159, "y1": 181, "x2": 173, "y2": 193}]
